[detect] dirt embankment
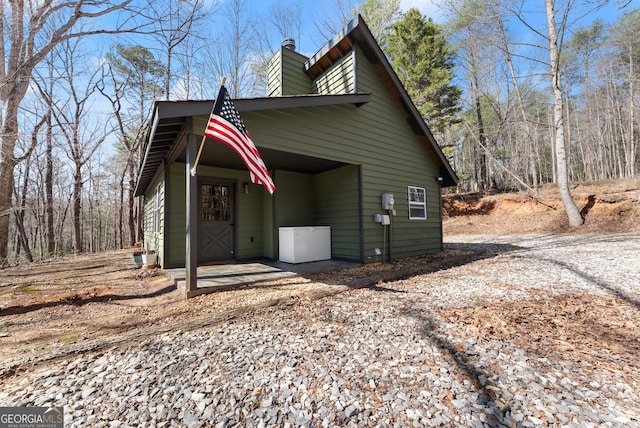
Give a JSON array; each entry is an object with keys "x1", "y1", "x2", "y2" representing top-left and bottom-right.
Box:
[{"x1": 443, "y1": 179, "x2": 640, "y2": 235}]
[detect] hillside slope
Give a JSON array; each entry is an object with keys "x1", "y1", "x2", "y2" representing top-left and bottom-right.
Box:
[{"x1": 443, "y1": 179, "x2": 640, "y2": 235}]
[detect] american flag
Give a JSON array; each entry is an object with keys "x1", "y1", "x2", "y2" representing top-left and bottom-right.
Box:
[{"x1": 204, "y1": 86, "x2": 275, "y2": 194}]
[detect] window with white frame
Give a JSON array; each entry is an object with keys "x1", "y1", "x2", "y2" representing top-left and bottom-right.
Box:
[
  {"x1": 153, "y1": 185, "x2": 162, "y2": 234},
  {"x1": 408, "y1": 186, "x2": 427, "y2": 220}
]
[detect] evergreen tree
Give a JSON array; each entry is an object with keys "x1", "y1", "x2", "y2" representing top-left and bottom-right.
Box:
[
  {"x1": 385, "y1": 8, "x2": 461, "y2": 133},
  {"x1": 103, "y1": 45, "x2": 165, "y2": 246}
]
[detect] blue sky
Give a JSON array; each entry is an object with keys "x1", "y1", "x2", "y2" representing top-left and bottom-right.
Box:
[
  {"x1": 238, "y1": 0, "x2": 444, "y2": 56},
  {"x1": 235, "y1": 0, "x2": 634, "y2": 60}
]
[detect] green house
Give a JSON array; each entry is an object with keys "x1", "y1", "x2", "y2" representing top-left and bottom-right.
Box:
[{"x1": 134, "y1": 16, "x2": 457, "y2": 296}]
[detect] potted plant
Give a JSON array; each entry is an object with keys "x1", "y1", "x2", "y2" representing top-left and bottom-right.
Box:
[
  {"x1": 132, "y1": 250, "x2": 143, "y2": 268},
  {"x1": 141, "y1": 244, "x2": 157, "y2": 268}
]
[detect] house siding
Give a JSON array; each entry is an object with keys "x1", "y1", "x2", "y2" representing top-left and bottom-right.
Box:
[
  {"x1": 312, "y1": 50, "x2": 355, "y2": 94},
  {"x1": 268, "y1": 47, "x2": 312, "y2": 96},
  {"x1": 241, "y1": 45, "x2": 442, "y2": 260},
  {"x1": 166, "y1": 163, "x2": 186, "y2": 267},
  {"x1": 274, "y1": 170, "x2": 315, "y2": 227},
  {"x1": 267, "y1": 50, "x2": 281, "y2": 96},
  {"x1": 143, "y1": 177, "x2": 165, "y2": 266},
  {"x1": 314, "y1": 164, "x2": 361, "y2": 261}
]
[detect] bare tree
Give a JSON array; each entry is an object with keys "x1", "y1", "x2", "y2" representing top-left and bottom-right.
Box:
[
  {"x1": 13, "y1": 119, "x2": 47, "y2": 263},
  {"x1": 493, "y1": 2, "x2": 539, "y2": 194},
  {"x1": 448, "y1": 0, "x2": 495, "y2": 192},
  {"x1": 147, "y1": 0, "x2": 210, "y2": 100},
  {"x1": 250, "y1": 2, "x2": 306, "y2": 96},
  {"x1": 608, "y1": 9, "x2": 639, "y2": 178},
  {"x1": 270, "y1": 1, "x2": 304, "y2": 45},
  {"x1": 545, "y1": 0, "x2": 583, "y2": 227},
  {"x1": 50, "y1": 40, "x2": 109, "y2": 253},
  {"x1": 207, "y1": 0, "x2": 258, "y2": 97},
  {"x1": 314, "y1": 0, "x2": 356, "y2": 43},
  {"x1": 0, "y1": 0, "x2": 151, "y2": 264},
  {"x1": 32, "y1": 55, "x2": 59, "y2": 258}
]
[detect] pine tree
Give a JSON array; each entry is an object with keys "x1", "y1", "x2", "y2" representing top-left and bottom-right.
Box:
[{"x1": 385, "y1": 8, "x2": 461, "y2": 133}]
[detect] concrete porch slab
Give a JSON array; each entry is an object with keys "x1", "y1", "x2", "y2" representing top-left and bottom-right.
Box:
[{"x1": 166, "y1": 259, "x2": 357, "y2": 298}]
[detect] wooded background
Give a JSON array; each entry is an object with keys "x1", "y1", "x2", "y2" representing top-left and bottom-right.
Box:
[{"x1": 1, "y1": 0, "x2": 637, "y2": 264}]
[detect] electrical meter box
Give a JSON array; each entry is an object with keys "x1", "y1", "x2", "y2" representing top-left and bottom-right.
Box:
[{"x1": 382, "y1": 193, "x2": 394, "y2": 210}]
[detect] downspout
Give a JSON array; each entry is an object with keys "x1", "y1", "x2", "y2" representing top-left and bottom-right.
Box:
[
  {"x1": 358, "y1": 165, "x2": 364, "y2": 263},
  {"x1": 437, "y1": 176, "x2": 444, "y2": 250},
  {"x1": 272, "y1": 170, "x2": 278, "y2": 261},
  {"x1": 387, "y1": 208, "x2": 393, "y2": 262},
  {"x1": 162, "y1": 160, "x2": 168, "y2": 268}
]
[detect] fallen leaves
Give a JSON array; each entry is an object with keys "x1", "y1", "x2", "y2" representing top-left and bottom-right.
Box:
[{"x1": 437, "y1": 290, "x2": 640, "y2": 375}]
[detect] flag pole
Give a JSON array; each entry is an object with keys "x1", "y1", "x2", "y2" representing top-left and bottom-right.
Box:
[{"x1": 190, "y1": 77, "x2": 227, "y2": 176}]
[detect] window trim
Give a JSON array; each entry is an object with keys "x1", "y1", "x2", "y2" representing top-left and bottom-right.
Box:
[
  {"x1": 153, "y1": 185, "x2": 161, "y2": 234},
  {"x1": 408, "y1": 186, "x2": 427, "y2": 220}
]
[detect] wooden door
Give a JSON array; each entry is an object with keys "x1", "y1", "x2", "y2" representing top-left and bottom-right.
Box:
[{"x1": 199, "y1": 182, "x2": 235, "y2": 263}]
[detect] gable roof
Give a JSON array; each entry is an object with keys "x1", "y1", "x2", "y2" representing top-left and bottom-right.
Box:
[
  {"x1": 135, "y1": 15, "x2": 458, "y2": 197},
  {"x1": 305, "y1": 15, "x2": 458, "y2": 187}
]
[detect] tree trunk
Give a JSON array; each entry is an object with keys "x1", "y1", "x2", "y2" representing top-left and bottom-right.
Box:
[
  {"x1": 495, "y1": 10, "x2": 539, "y2": 194},
  {"x1": 545, "y1": 0, "x2": 583, "y2": 227},
  {"x1": 14, "y1": 214, "x2": 34, "y2": 263},
  {"x1": 0, "y1": 100, "x2": 21, "y2": 264},
  {"x1": 16, "y1": 156, "x2": 34, "y2": 263},
  {"x1": 473, "y1": 71, "x2": 489, "y2": 194},
  {"x1": 464, "y1": 39, "x2": 489, "y2": 194},
  {"x1": 45, "y1": 110, "x2": 55, "y2": 257},
  {"x1": 626, "y1": 44, "x2": 636, "y2": 178},
  {"x1": 44, "y1": 63, "x2": 56, "y2": 257},
  {"x1": 118, "y1": 173, "x2": 125, "y2": 250},
  {"x1": 128, "y1": 162, "x2": 136, "y2": 246},
  {"x1": 73, "y1": 163, "x2": 83, "y2": 253}
]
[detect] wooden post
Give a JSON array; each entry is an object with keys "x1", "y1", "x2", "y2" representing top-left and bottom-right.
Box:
[{"x1": 185, "y1": 131, "x2": 199, "y2": 296}]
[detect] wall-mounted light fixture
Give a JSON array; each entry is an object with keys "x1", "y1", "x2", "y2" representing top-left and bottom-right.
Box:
[
  {"x1": 243, "y1": 182, "x2": 250, "y2": 194},
  {"x1": 436, "y1": 176, "x2": 443, "y2": 182}
]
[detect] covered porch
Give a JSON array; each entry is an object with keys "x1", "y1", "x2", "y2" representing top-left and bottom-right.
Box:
[
  {"x1": 166, "y1": 259, "x2": 357, "y2": 298},
  {"x1": 135, "y1": 97, "x2": 372, "y2": 297}
]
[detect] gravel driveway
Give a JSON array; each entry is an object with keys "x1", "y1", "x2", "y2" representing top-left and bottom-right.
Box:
[{"x1": 1, "y1": 233, "x2": 639, "y2": 427}]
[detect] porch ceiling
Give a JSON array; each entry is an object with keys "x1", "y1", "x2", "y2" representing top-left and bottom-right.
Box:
[
  {"x1": 134, "y1": 94, "x2": 371, "y2": 197},
  {"x1": 176, "y1": 142, "x2": 350, "y2": 174}
]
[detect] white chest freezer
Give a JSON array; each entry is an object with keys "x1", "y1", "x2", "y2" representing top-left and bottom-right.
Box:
[{"x1": 279, "y1": 226, "x2": 331, "y2": 263}]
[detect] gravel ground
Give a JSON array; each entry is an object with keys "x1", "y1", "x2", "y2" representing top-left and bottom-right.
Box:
[{"x1": 1, "y1": 233, "x2": 639, "y2": 427}]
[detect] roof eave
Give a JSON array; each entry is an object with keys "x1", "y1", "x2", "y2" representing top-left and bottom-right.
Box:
[
  {"x1": 150, "y1": 93, "x2": 372, "y2": 119},
  {"x1": 134, "y1": 94, "x2": 373, "y2": 197},
  {"x1": 133, "y1": 104, "x2": 161, "y2": 197}
]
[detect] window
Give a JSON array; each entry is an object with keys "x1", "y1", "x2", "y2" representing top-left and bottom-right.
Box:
[
  {"x1": 153, "y1": 185, "x2": 162, "y2": 234},
  {"x1": 201, "y1": 184, "x2": 231, "y2": 222},
  {"x1": 408, "y1": 186, "x2": 427, "y2": 220}
]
